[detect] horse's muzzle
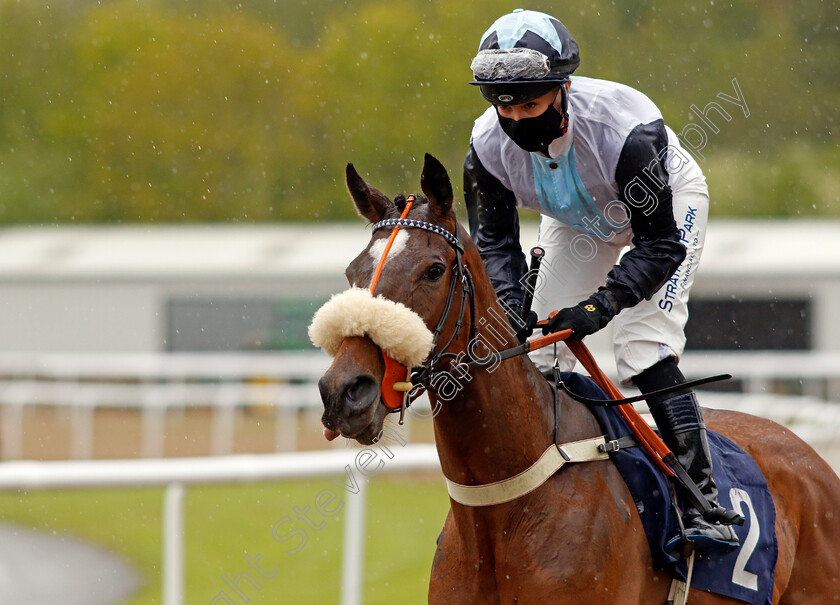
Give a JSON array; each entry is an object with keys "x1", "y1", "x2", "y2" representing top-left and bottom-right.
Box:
[{"x1": 318, "y1": 371, "x2": 381, "y2": 439}]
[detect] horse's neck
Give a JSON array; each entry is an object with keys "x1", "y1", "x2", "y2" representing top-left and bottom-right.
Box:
[
  {"x1": 430, "y1": 337, "x2": 596, "y2": 486},
  {"x1": 429, "y1": 243, "x2": 600, "y2": 485}
]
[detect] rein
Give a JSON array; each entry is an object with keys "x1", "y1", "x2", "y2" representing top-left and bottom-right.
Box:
[
  {"x1": 369, "y1": 204, "x2": 571, "y2": 418},
  {"x1": 367, "y1": 203, "x2": 627, "y2": 418}
]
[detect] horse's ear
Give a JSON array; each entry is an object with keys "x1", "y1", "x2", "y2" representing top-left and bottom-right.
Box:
[
  {"x1": 420, "y1": 153, "x2": 453, "y2": 218},
  {"x1": 346, "y1": 163, "x2": 393, "y2": 223}
]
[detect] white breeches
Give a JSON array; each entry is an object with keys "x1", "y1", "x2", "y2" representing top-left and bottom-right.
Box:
[{"x1": 529, "y1": 167, "x2": 709, "y2": 385}]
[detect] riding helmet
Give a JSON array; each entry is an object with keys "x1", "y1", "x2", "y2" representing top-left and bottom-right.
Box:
[{"x1": 470, "y1": 9, "x2": 580, "y2": 106}]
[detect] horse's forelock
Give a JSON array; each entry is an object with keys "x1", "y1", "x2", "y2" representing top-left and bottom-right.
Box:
[{"x1": 402, "y1": 196, "x2": 458, "y2": 235}]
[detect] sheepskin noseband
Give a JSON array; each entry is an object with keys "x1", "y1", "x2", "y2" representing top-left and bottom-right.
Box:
[{"x1": 308, "y1": 287, "x2": 434, "y2": 368}]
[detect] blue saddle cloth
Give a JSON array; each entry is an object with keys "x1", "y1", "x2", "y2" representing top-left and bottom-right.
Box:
[{"x1": 560, "y1": 372, "x2": 778, "y2": 605}]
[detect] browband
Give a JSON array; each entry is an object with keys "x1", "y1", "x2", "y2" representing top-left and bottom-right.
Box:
[{"x1": 372, "y1": 218, "x2": 462, "y2": 251}]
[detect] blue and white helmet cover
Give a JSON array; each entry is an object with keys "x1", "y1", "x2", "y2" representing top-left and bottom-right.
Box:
[{"x1": 475, "y1": 9, "x2": 580, "y2": 82}]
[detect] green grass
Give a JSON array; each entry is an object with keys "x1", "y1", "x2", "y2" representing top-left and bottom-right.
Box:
[{"x1": 0, "y1": 475, "x2": 450, "y2": 605}]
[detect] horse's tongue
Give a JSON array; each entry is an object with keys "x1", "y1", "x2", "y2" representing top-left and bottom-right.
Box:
[{"x1": 323, "y1": 426, "x2": 341, "y2": 441}]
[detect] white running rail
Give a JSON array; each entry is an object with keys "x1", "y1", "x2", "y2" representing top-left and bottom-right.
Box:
[
  {"x1": 1, "y1": 351, "x2": 840, "y2": 459},
  {"x1": 0, "y1": 444, "x2": 442, "y2": 605}
]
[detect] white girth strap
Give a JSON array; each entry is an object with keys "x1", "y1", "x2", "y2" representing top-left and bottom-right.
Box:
[{"x1": 445, "y1": 436, "x2": 610, "y2": 507}]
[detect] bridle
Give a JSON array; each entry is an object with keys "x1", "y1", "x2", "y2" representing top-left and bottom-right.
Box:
[
  {"x1": 367, "y1": 195, "x2": 569, "y2": 421},
  {"x1": 368, "y1": 196, "x2": 477, "y2": 422}
]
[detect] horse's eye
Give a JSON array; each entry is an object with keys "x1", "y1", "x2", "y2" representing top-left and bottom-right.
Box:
[{"x1": 423, "y1": 264, "x2": 446, "y2": 282}]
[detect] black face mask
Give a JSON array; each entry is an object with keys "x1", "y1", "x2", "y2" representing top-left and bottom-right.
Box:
[{"x1": 496, "y1": 102, "x2": 568, "y2": 154}]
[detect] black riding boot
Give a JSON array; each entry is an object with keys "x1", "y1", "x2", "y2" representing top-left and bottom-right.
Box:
[
  {"x1": 650, "y1": 392, "x2": 740, "y2": 555},
  {"x1": 634, "y1": 359, "x2": 739, "y2": 556}
]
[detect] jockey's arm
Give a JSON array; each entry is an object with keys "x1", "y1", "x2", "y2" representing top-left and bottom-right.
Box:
[
  {"x1": 464, "y1": 144, "x2": 528, "y2": 312},
  {"x1": 594, "y1": 119, "x2": 687, "y2": 316}
]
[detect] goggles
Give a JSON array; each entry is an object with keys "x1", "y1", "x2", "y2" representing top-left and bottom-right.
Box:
[
  {"x1": 476, "y1": 81, "x2": 561, "y2": 106},
  {"x1": 470, "y1": 48, "x2": 567, "y2": 106},
  {"x1": 471, "y1": 48, "x2": 551, "y2": 81}
]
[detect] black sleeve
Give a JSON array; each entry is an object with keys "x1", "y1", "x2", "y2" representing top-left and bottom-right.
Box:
[
  {"x1": 599, "y1": 119, "x2": 687, "y2": 312},
  {"x1": 464, "y1": 144, "x2": 528, "y2": 308}
]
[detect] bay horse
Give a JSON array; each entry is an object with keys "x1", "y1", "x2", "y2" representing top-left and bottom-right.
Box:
[{"x1": 314, "y1": 153, "x2": 840, "y2": 603}]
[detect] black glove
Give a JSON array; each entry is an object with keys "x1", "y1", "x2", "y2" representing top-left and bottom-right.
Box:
[
  {"x1": 542, "y1": 297, "x2": 613, "y2": 341},
  {"x1": 506, "y1": 305, "x2": 538, "y2": 344}
]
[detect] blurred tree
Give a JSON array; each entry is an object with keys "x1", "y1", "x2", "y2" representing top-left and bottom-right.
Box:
[
  {"x1": 0, "y1": 0, "x2": 837, "y2": 223},
  {"x1": 58, "y1": 1, "x2": 311, "y2": 221}
]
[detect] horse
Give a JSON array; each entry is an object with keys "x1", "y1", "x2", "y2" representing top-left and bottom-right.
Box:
[{"x1": 313, "y1": 153, "x2": 840, "y2": 603}]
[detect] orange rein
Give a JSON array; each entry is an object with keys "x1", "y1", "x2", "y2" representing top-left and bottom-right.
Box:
[
  {"x1": 531, "y1": 314, "x2": 674, "y2": 477},
  {"x1": 564, "y1": 340, "x2": 676, "y2": 477},
  {"x1": 369, "y1": 196, "x2": 414, "y2": 296},
  {"x1": 370, "y1": 196, "x2": 415, "y2": 411}
]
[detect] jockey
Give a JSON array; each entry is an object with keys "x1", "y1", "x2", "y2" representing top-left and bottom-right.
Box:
[{"x1": 464, "y1": 9, "x2": 739, "y2": 555}]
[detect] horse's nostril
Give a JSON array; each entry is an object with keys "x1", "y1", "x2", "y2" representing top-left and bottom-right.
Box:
[{"x1": 344, "y1": 375, "x2": 378, "y2": 409}]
